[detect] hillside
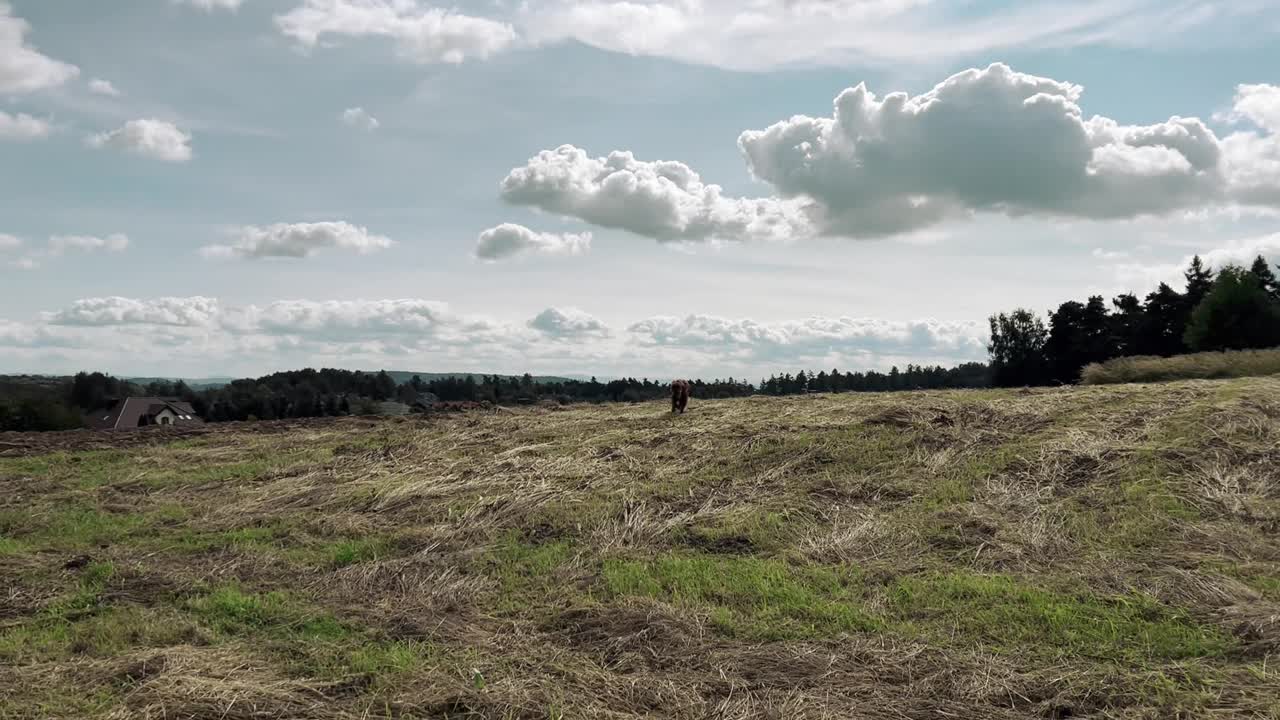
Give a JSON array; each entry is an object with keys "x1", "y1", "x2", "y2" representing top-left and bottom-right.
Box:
[{"x1": 1, "y1": 378, "x2": 1278, "y2": 718}]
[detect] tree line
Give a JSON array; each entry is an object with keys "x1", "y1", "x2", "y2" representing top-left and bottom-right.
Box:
[
  {"x1": 757, "y1": 363, "x2": 991, "y2": 395},
  {"x1": 987, "y1": 255, "x2": 1280, "y2": 387}
]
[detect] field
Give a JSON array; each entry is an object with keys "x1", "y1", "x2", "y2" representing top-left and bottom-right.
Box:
[{"x1": 2, "y1": 378, "x2": 1279, "y2": 719}]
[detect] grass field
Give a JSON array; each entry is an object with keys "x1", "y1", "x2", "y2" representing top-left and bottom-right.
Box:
[{"x1": 2, "y1": 378, "x2": 1279, "y2": 719}]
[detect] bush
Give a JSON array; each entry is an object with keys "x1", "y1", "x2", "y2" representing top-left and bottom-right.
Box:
[{"x1": 1081, "y1": 348, "x2": 1280, "y2": 385}]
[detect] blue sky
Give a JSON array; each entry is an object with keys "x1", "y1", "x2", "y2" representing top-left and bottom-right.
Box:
[{"x1": 1, "y1": 0, "x2": 1279, "y2": 380}]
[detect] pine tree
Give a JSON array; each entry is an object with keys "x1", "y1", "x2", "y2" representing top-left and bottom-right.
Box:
[
  {"x1": 1110, "y1": 293, "x2": 1145, "y2": 356},
  {"x1": 1184, "y1": 255, "x2": 1215, "y2": 307},
  {"x1": 1142, "y1": 283, "x2": 1186, "y2": 356},
  {"x1": 1249, "y1": 255, "x2": 1279, "y2": 300}
]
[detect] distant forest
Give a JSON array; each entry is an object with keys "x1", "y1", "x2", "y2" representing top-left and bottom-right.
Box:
[{"x1": 2, "y1": 254, "x2": 1278, "y2": 433}]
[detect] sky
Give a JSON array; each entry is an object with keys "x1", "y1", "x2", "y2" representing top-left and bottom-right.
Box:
[{"x1": 1, "y1": 0, "x2": 1279, "y2": 381}]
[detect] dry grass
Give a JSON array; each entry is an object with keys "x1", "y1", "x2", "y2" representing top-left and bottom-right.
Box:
[
  {"x1": 2, "y1": 377, "x2": 1280, "y2": 718},
  {"x1": 1082, "y1": 347, "x2": 1280, "y2": 385}
]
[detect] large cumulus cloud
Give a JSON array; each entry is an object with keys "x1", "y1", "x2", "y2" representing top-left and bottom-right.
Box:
[
  {"x1": 500, "y1": 144, "x2": 812, "y2": 243},
  {"x1": 737, "y1": 63, "x2": 1238, "y2": 237}
]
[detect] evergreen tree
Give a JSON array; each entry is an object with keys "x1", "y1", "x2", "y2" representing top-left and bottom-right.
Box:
[
  {"x1": 1142, "y1": 283, "x2": 1186, "y2": 356},
  {"x1": 1046, "y1": 300, "x2": 1087, "y2": 383},
  {"x1": 1110, "y1": 293, "x2": 1145, "y2": 356},
  {"x1": 1184, "y1": 265, "x2": 1280, "y2": 352},
  {"x1": 1249, "y1": 255, "x2": 1279, "y2": 300},
  {"x1": 1184, "y1": 255, "x2": 1215, "y2": 308}
]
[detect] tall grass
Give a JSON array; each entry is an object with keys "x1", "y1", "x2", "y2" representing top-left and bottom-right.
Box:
[{"x1": 1082, "y1": 347, "x2": 1280, "y2": 385}]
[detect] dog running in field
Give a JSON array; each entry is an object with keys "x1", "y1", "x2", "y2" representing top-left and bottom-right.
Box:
[{"x1": 671, "y1": 379, "x2": 691, "y2": 414}]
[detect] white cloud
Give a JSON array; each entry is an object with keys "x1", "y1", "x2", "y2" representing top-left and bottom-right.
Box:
[
  {"x1": 528, "y1": 307, "x2": 610, "y2": 340},
  {"x1": 0, "y1": 233, "x2": 21, "y2": 251},
  {"x1": 276, "y1": 0, "x2": 517, "y2": 64},
  {"x1": 0, "y1": 2, "x2": 79, "y2": 94},
  {"x1": 200, "y1": 221, "x2": 394, "y2": 259},
  {"x1": 0, "y1": 319, "x2": 74, "y2": 347},
  {"x1": 87, "y1": 78, "x2": 121, "y2": 97},
  {"x1": 1219, "y1": 84, "x2": 1280, "y2": 208},
  {"x1": 174, "y1": 0, "x2": 244, "y2": 10},
  {"x1": 500, "y1": 144, "x2": 811, "y2": 244},
  {"x1": 516, "y1": 0, "x2": 1271, "y2": 72},
  {"x1": 47, "y1": 296, "x2": 221, "y2": 327},
  {"x1": 627, "y1": 314, "x2": 987, "y2": 365},
  {"x1": 340, "y1": 106, "x2": 380, "y2": 131},
  {"x1": 1218, "y1": 84, "x2": 1280, "y2": 131},
  {"x1": 87, "y1": 119, "x2": 193, "y2": 162},
  {"x1": 0, "y1": 110, "x2": 50, "y2": 141},
  {"x1": 228, "y1": 299, "x2": 507, "y2": 341},
  {"x1": 474, "y1": 222, "x2": 591, "y2": 261},
  {"x1": 738, "y1": 63, "x2": 1236, "y2": 238},
  {"x1": 7, "y1": 257, "x2": 36, "y2": 270},
  {"x1": 48, "y1": 233, "x2": 130, "y2": 255}
]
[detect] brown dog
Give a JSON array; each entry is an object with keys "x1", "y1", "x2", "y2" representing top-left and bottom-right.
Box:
[{"x1": 671, "y1": 379, "x2": 691, "y2": 414}]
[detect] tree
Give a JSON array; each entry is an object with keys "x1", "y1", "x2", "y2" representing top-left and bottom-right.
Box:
[
  {"x1": 1141, "y1": 283, "x2": 1186, "y2": 356},
  {"x1": 1046, "y1": 300, "x2": 1086, "y2": 384},
  {"x1": 1249, "y1": 255, "x2": 1279, "y2": 300},
  {"x1": 988, "y1": 308, "x2": 1049, "y2": 387},
  {"x1": 1183, "y1": 265, "x2": 1280, "y2": 352},
  {"x1": 1184, "y1": 255, "x2": 1215, "y2": 309}
]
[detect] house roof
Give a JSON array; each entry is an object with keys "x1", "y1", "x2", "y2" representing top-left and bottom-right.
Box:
[{"x1": 89, "y1": 397, "x2": 203, "y2": 430}]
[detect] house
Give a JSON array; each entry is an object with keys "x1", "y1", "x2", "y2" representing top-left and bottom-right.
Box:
[{"x1": 89, "y1": 397, "x2": 204, "y2": 430}]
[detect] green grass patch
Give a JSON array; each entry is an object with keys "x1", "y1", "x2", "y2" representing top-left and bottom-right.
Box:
[
  {"x1": 1, "y1": 507, "x2": 148, "y2": 550},
  {"x1": 485, "y1": 535, "x2": 577, "y2": 602},
  {"x1": 603, "y1": 554, "x2": 879, "y2": 640},
  {"x1": 186, "y1": 585, "x2": 430, "y2": 679},
  {"x1": 328, "y1": 537, "x2": 392, "y2": 568},
  {"x1": 888, "y1": 572, "x2": 1232, "y2": 663},
  {"x1": 186, "y1": 585, "x2": 348, "y2": 640},
  {"x1": 0, "y1": 450, "x2": 135, "y2": 488},
  {"x1": 0, "y1": 536, "x2": 29, "y2": 556}
]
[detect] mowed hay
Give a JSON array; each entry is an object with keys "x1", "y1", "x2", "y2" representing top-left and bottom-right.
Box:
[{"x1": 2, "y1": 378, "x2": 1280, "y2": 718}]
